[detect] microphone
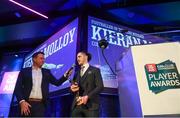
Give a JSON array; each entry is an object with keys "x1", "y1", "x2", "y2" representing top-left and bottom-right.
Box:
[{"x1": 66, "y1": 64, "x2": 76, "y2": 77}]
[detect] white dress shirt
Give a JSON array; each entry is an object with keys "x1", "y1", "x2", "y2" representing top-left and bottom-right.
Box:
[
  {"x1": 81, "y1": 63, "x2": 89, "y2": 76},
  {"x1": 29, "y1": 66, "x2": 43, "y2": 99}
]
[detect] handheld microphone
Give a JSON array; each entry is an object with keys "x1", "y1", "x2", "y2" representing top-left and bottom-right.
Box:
[{"x1": 66, "y1": 64, "x2": 76, "y2": 77}]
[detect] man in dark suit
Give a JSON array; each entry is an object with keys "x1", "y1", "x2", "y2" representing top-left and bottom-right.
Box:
[
  {"x1": 70, "y1": 51, "x2": 104, "y2": 117},
  {"x1": 14, "y1": 51, "x2": 71, "y2": 117}
]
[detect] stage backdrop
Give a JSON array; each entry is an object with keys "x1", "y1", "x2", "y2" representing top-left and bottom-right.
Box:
[
  {"x1": 87, "y1": 16, "x2": 165, "y2": 88},
  {"x1": 23, "y1": 18, "x2": 78, "y2": 92},
  {"x1": 0, "y1": 54, "x2": 24, "y2": 117},
  {"x1": 0, "y1": 71, "x2": 19, "y2": 117}
]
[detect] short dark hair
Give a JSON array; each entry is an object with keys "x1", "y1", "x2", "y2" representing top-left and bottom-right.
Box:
[
  {"x1": 32, "y1": 51, "x2": 44, "y2": 58},
  {"x1": 79, "y1": 51, "x2": 92, "y2": 62}
]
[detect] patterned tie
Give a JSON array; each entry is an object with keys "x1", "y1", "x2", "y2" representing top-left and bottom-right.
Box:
[{"x1": 80, "y1": 66, "x2": 85, "y2": 77}]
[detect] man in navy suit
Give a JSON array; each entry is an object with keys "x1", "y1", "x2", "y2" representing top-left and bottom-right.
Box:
[
  {"x1": 14, "y1": 51, "x2": 71, "y2": 117},
  {"x1": 70, "y1": 51, "x2": 104, "y2": 117}
]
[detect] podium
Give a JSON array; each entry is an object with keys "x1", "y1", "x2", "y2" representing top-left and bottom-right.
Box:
[{"x1": 116, "y1": 42, "x2": 180, "y2": 117}]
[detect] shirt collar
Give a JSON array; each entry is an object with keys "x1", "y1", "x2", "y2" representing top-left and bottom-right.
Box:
[
  {"x1": 32, "y1": 66, "x2": 41, "y2": 70},
  {"x1": 81, "y1": 63, "x2": 89, "y2": 69}
]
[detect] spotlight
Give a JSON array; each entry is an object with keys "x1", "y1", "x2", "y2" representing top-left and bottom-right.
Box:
[
  {"x1": 98, "y1": 39, "x2": 109, "y2": 49},
  {"x1": 14, "y1": 54, "x2": 18, "y2": 57},
  {"x1": 15, "y1": 12, "x2": 21, "y2": 18}
]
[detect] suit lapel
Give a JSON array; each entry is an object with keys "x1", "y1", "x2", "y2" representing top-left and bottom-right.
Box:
[
  {"x1": 29, "y1": 67, "x2": 33, "y2": 86},
  {"x1": 80, "y1": 66, "x2": 92, "y2": 83},
  {"x1": 41, "y1": 68, "x2": 45, "y2": 80},
  {"x1": 41, "y1": 68, "x2": 45, "y2": 87}
]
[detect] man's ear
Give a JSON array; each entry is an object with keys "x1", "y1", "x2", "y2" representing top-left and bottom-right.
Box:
[{"x1": 85, "y1": 55, "x2": 88, "y2": 61}]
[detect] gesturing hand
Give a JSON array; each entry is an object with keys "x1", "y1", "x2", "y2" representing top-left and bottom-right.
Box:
[
  {"x1": 20, "y1": 101, "x2": 31, "y2": 116},
  {"x1": 65, "y1": 69, "x2": 73, "y2": 78},
  {"x1": 76, "y1": 95, "x2": 89, "y2": 105},
  {"x1": 70, "y1": 83, "x2": 79, "y2": 92}
]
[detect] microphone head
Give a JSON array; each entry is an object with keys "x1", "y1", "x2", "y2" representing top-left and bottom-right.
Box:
[{"x1": 72, "y1": 64, "x2": 76, "y2": 68}]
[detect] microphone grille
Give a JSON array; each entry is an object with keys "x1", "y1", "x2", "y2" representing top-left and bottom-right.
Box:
[{"x1": 72, "y1": 64, "x2": 76, "y2": 67}]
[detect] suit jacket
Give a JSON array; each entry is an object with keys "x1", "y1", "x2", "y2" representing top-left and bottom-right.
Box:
[
  {"x1": 14, "y1": 67, "x2": 67, "y2": 105},
  {"x1": 71, "y1": 65, "x2": 104, "y2": 110}
]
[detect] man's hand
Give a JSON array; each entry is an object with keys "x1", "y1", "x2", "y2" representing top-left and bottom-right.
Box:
[
  {"x1": 76, "y1": 96, "x2": 83, "y2": 106},
  {"x1": 64, "y1": 69, "x2": 73, "y2": 78},
  {"x1": 82, "y1": 95, "x2": 88, "y2": 104},
  {"x1": 76, "y1": 95, "x2": 89, "y2": 105},
  {"x1": 20, "y1": 101, "x2": 31, "y2": 116},
  {"x1": 82, "y1": 95, "x2": 89, "y2": 105},
  {"x1": 70, "y1": 83, "x2": 79, "y2": 92}
]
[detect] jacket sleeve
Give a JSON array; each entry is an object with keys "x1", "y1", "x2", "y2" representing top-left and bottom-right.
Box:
[
  {"x1": 87, "y1": 68, "x2": 104, "y2": 99},
  {"x1": 69, "y1": 72, "x2": 78, "y2": 95},
  {"x1": 71, "y1": 72, "x2": 78, "y2": 84},
  {"x1": 14, "y1": 70, "x2": 25, "y2": 103},
  {"x1": 48, "y1": 70, "x2": 68, "y2": 86}
]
